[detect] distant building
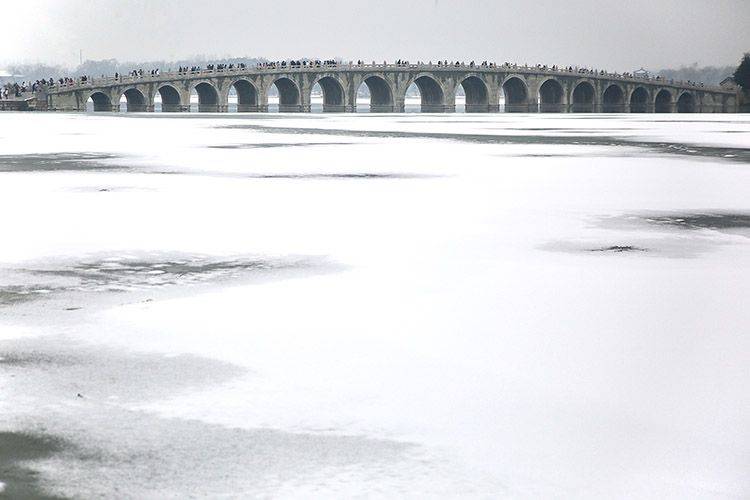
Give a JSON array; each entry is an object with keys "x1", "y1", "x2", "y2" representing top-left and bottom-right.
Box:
[
  {"x1": 633, "y1": 68, "x2": 649, "y2": 78},
  {"x1": 0, "y1": 70, "x2": 24, "y2": 83},
  {"x1": 720, "y1": 76, "x2": 738, "y2": 89}
]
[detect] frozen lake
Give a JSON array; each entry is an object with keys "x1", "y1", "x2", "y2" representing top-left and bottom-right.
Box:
[{"x1": 1, "y1": 112, "x2": 749, "y2": 498}]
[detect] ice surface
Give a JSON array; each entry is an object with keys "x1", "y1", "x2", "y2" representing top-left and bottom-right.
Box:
[{"x1": 0, "y1": 112, "x2": 749, "y2": 498}]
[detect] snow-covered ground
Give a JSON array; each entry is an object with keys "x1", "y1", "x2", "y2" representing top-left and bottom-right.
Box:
[{"x1": 1, "y1": 112, "x2": 749, "y2": 498}]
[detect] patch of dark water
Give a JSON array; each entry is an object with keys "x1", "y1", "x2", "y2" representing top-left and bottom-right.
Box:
[
  {"x1": 25, "y1": 254, "x2": 320, "y2": 293},
  {"x1": 149, "y1": 171, "x2": 436, "y2": 180},
  {"x1": 501, "y1": 154, "x2": 577, "y2": 158},
  {"x1": 244, "y1": 173, "x2": 434, "y2": 180},
  {"x1": 0, "y1": 253, "x2": 335, "y2": 309},
  {"x1": 601, "y1": 212, "x2": 750, "y2": 237},
  {"x1": 509, "y1": 127, "x2": 647, "y2": 132},
  {"x1": 0, "y1": 153, "x2": 121, "y2": 173},
  {"x1": 589, "y1": 246, "x2": 648, "y2": 253},
  {"x1": 0, "y1": 337, "x2": 428, "y2": 498},
  {"x1": 3, "y1": 413, "x2": 424, "y2": 499},
  {"x1": 0, "y1": 336, "x2": 245, "y2": 402},
  {"x1": 0, "y1": 286, "x2": 59, "y2": 306},
  {"x1": 0, "y1": 432, "x2": 71, "y2": 499},
  {"x1": 545, "y1": 212, "x2": 750, "y2": 258},
  {"x1": 630, "y1": 119, "x2": 750, "y2": 125},
  {"x1": 396, "y1": 120, "x2": 495, "y2": 124},
  {"x1": 541, "y1": 237, "x2": 717, "y2": 259},
  {"x1": 217, "y1": 124, "x2": 750, "y2": 163},
  {"x1": 0, "y1": 351, "x2": 75, "y2": 367},
  {"x1": 208, "y1": 142, "x2": 356, "y2": 149},
  {"x1": 0, "y1": 152, "x2": 433, "y2": 181},
  {"x1": 67, "y1": 185, "x2": 152, "y2": 193},
  {"x1": 641, "y1": 213, "x2": 750, "y2": 232}
]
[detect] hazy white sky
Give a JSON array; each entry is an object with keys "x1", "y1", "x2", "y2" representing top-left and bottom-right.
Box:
[{"x1": 4, "y1": 0, "x2": 749, "y2": 71}]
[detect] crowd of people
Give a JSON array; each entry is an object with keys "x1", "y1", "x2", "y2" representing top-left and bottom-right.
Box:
[
  {"x1": 114, "y1": 69, "x2": 161, "y2": 79},
  {"x1": 1, "y1": 79, "x2": 57, "y2": 98},
  {"x1": 1, "y1": 59, "x2": 710, "y2": 99},
  {"x1": 521, "y1": 64, "x2": 706, "y2": 87},
  {"x1": 255, "y1": 59, "x2": 340, "y2": 70},
  {"x1": 1, "y1": 82, "x2": 22, "y2": 99},
  {"x1": 178, "y1": 63, "x2": 248, "y2": 73}
]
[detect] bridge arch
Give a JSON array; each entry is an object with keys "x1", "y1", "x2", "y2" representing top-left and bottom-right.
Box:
[
  {"x1": 629, "y1": 87, "x2": 649, "y2": 113},
  {"x1": 602, "y1": 84, "x2": 625, "y2": 113},
  {"x1": 655, "y1": 89, "x2": 673, "y2": 113},
  {"x1": 676, "y1": 91, "x2": 695, "y2": 113},
  {"x1": 502, "y1": 76, "x2": 528, "y2": 112},
  {"x1": 538, "y1": 78, "x2": 565, "y2": 113},
  {"x1": 190, "y1": 81, "x2": 220, "y2": 112},
  {"x1": 88, "y1": 91, "x2": 113, "y2": 112},
  {"x1": 405, "y1": 74, "x2": 446, "y2": 112},
  {"x1": 120, "y1": 88, "x2": 147, "y2": 112},
  {"x1": 311, "y1": 75, "x2": 346, "y2": 112},
  {"x1": 571, "y1": 80, "x2": 596, "y2": 113},
  {"x1": 455, "y1": 75, "x2": 490, "y2": 113},
  {"x1": 229, "y1": 79, "x2": 258, "y2": 112},
  {"x1": 270, "y1": 77, "x2": 301, "y2": 112},
  {"x1": 154, "y1": 85, "x2": 183, "y2": 112},
  {"x1": 357, "y1": 74, "x2": 395, "y2": 113}
]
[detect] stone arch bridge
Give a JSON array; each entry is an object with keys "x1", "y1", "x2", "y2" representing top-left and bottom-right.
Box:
[{"x1": 45, "y1": 63, "x2": 738, "y2": 113}]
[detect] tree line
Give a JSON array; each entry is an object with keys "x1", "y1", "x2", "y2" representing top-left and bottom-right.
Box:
[{"x1": 656, "y1": 62, "x2": 737, "y2": 86}]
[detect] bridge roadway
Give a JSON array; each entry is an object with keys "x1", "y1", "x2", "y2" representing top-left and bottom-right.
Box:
[{"x1": 43, "y1": 63, "x2": 738, "y2": 113}]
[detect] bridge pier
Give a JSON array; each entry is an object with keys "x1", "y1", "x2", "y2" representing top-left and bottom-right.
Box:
[
  {"x1": 417, "y1": 104, "x2": 454, "y2": 113},
  {"x1": 127, "y1": 104, "x2": 149, "y2": 112},
  {"x1": 465, "y1": 104, "x2": 495, "y2": 113},
  {"x1": 198, "y1": 104, "x2": 220, "y2": 113},
  {"x1": 366, "y1": 104, "x2": 398, "y2": 113},
  {"x1": 656, "y1": 103, "x2": 676, "y2": 114},
  {"x1": 440, "y1": 104, "x2": 457, "y2": 113},
  {"x1": 279, "y1": 104, "x2": 305, "y2": 113},
  {"x1": 162, "y1": 104, "x2": 189, "y2": 112},
  {"x1": 505, "y1": 103, "x2": 535, "y2": 113},
  {"x1": 323, "y1": 104, "x2": 347, "y2": 113}
]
